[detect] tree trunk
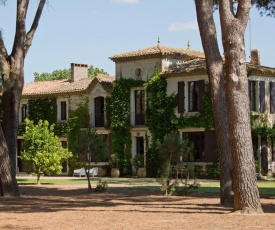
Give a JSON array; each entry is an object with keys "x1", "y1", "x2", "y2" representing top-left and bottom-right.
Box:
[
  {"x1": 2, "y1": 59, "x2": 24, "y2": 179},
  {"x1": 0, "y1": 127, "x2": 20, "y2": 196},
  {"x1": 195, "y1": 0, "x2": 233, "y2": 205},
  {"x1": 37, "y1": 172, "x2": 41, "y2": 185},
  {"x1": 0, "y1": 0, "x2": 45, "y2": 197},
  {"x1": 219, "y1": 0, "x2": 263, "y2": 213}
]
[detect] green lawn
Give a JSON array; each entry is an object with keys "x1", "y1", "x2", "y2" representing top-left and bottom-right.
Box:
[
  {"x1": 17, "y1": 178, "x2": 156, "y2": 185},
  {"x1": 130, "y1": 181, "x2": 275, "y2": 196},
  {"x1": 17, "y1": 178, "x2": 274, "y2": 196}
]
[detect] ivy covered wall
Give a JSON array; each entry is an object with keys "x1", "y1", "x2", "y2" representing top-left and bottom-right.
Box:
[{"x1": 107, "y1": 78, "x2": 144, "y2": 176}]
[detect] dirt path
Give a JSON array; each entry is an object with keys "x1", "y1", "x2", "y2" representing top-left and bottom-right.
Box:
[{"x1": 0, "y1": 183, "x2": 274, "y2": 230}]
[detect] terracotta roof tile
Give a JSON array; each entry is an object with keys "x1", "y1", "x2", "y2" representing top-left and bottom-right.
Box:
[
  {"x1": 21, "y1": 75, "x2": 115, "y2": 98},
  {"x1": 161, "y1": 59, "x2": 275, "y2": 77},
  {"x1": 22, "y1": 78, "x2": 94, "y2": 97},
  {"x1": 110, "y1": 45, "x2": 205, "y2": 62},
  {"x1": 96, "y1": 74, "x2": 115, "y2": 91}
]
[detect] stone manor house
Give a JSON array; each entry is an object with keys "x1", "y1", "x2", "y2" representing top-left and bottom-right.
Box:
[{"x1": 16, "y1": 43, "x2": 275, "y2": 176}]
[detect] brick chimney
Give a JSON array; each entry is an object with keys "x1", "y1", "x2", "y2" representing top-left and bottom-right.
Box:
[
  {"x1": 250, "y1": 49, "x2": 260, "y2": 66},
  {"x1": 71, "y1": 63, "x2": 88, "y2": 82}
]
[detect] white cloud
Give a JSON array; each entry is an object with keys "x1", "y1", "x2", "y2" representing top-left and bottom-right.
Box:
[
  {"x1": 169, "y1": 20, "x2": 198, "y2": 32},
  {"x1": 111, "y1": 0, "x2": 139, "y2": 4}
]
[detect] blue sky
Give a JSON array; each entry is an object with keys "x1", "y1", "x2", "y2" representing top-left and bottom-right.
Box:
[{"x1": 1, "y1": 0, "x2": 275, "y2": 83}]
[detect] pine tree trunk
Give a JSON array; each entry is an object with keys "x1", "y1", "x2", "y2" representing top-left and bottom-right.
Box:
[
  {"x1": 219, "y1": 0, "x2": 263, "y2": 213},
  {"x1": 195, "y1": 0, "x2": 233, "y2": 205},
  {"x1": 0, "y1": 127, "x2": 20, "y2": 197},
  {"x1": 0, "y1": 0, "x2": 46, "y2": 197},
  {"x1": 2, "y1": 58, "x2": 24, "y2": 181}
]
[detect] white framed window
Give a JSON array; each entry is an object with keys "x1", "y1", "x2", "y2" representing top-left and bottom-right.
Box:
[
  {"x1": 57, "y1": 98, "x2": 69, "y2": 122},
  {"x1": 19, "y1": 100, "x2": 28, "y2": 123}
]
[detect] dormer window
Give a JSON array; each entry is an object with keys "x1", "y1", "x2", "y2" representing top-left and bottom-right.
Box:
[
  {"x1": 135, "y1": 68, "x2": 141, "y2": 76},
  {"x1": 135, "y1": 68, "x2": 142, "y2": 80}
]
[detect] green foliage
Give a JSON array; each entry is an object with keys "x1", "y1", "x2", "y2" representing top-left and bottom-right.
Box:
[
  {"x1": 131, "y1": 154, "x2": 144, "y2": 168},
  {"x1": 34, "y1": 65, "x2": 109, "y2": 82},
  {"x1": 21, "y1": 119, "x2": 72, "y2": 184},
  {"x1": 145, "y1": 73, "x2": 178, "y2": 177},
  {"x1": 78, "y1": 127, "x2": 108, "y2": 164},
  {"x1": 157, "y1": 160, "x2": 179, "y2": 196},
  {"x1": 157, "y1": 131, "x2": 190, "y2": 196},
  {"x1": 66, "y1": 98, "x2": 90, "y2": 172},
  {"x1": 107, "y1": 78, "x2": 144, "y2": 175},
  {"x1": 109, "y1": 154, "x2": 119, "y2": 168},
  {"x1": 205, "y1": 162, "x2": 220, "y2": 179},
  {"x1": 177, "y1": 92, "x2": 214, "y2": 130},
  {"x1": 158, "y1": 131, "x2": 189, "y2": 164},
  {"x1": 252, "y1": 0, "x2": 275, "y2": 17},
  {"x1": 28, "y1": 98, "x2": 57, "y2": 125},
  {"x1": 94, "y1": 179, "x2": 108, "y2": 192},
  {"x1": 145, "y1": 73, "x2": 178, "y2": 142},
  {"x1": 34, "y1": 69, "x2": 71, "y2": 82}
]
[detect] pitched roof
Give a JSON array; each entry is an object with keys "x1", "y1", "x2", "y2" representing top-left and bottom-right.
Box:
[
  {"x1": 21, "y1": 75, "x2": 115, "y2": 98},
  {"x1": 110, "y1": 45, "x2": 205, "y2": 62},
  {"x1": 161, "y1": 59, "x2": 275, "y2": 77}
]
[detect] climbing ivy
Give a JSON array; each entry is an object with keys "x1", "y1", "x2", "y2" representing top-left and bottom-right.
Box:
[
  {"x1": 177, "y1": 92, "x2": 214, "y2": 130},
  {"x1": 144, "y1": 74, "x2": 214, "y2": 177},
  {"x1": 66, "y1": 97, "x2": 90, "y2": 173},
  {"x1": 18, "y1": 98, "x2": 57, "y2": 136},
  {"x1": 107, "y1": 78, "x2": 144, "y2": 175},
  {"x1": 28, "y1": 98, "x2": 57, "y2": 125},
  {"x1": 144, "y1": 73, "x2": 178, "y2": 177}
]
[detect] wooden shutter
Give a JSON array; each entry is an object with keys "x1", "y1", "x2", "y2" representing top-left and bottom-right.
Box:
[
  {"x1": 204, "y1": 130, "x2": 217, "y2": 162},
  {"x1": 178, "y1": 82, "x2": 185, "y2": 113},
  {"x1": 270, "y1": 82, "x2": 275, "y2": 113},
  {"x1": 61, "y1": 101, "x2": 67, "y2": 120},
  {"x1": 261, "y1": 137, "x2": 268, "y2": 175},
  {"x1": 260, "y1": 81, "x2": 265, "y2": 113},
  {"x1": 198, "y1": 80, "x2": 205, "y2": 113}
]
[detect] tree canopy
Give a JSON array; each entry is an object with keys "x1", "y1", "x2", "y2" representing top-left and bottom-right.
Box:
[
  {"x1": 34, "y1": 65, "x2": 109, "y2": 82},
  {"x1": 213, "y1": 0, "x2": 275, "y2": 17},
  {"x1": 22, "y1": 119, "x2": 72, "y2": 185}
]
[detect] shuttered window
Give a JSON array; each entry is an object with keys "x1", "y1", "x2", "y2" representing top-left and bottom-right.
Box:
[
  {"x1": 198, "y1": 80, "x2": 205, "y2": 113},
  {"x1": 248, "y1": 80, "x2": 257, "y2": 112},
  {"x1": 21, "y1": 104, "x2": 28, "y2": 122},
  {"x1": 188, "y1": 81, "x2": 199, "y2": 112},
  {"x1": 178, "y1": 82, "x2": 185, "y2": 113},
  {"x1": 182, "y1": 132, "x2": 204, "y2": 162},
  {"x1": 61, "y1": 101, "x2": 67, "y2": 120},
  {"x1": 270, "y1": 82, "x2": 275, "y2": 114},
  {"x1": 260, "y1": 81, "x2": 265, "y2": 113}
]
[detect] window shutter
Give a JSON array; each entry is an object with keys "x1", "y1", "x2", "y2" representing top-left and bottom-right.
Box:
[
  {"x1": 270, "y1": 82, "x2": 275, "y2": 113},
  {"x1": 198, "y1": 80, "x2": 205, "y2": 113},
  {"x1": 178, "y1": 81, "x2": 185, "y2": 113},
  {"x1": 204, "y1": 130, "x2": 217, "y2": 162},
  {"x1": 261, "y1": 137, "x2": 268, "y2": 175},
  {"x1": 260, "y1": 81, "x2": 265, "y2": 113}
]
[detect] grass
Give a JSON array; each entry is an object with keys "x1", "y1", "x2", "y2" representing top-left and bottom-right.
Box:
[
  {"x1": 17, "y1": 177, "x2": 156, "y2": 185},
  {"x1": 130, "y1": 181, "x2": 275, "y2": 196},
  {"x1": 17, "y1": 177, "x2": 274, "y2": 196}
]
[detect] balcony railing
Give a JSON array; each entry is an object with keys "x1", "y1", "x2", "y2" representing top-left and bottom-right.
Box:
[{"x1": 130, "y1": 112, "x2": 145, "y2": 126}]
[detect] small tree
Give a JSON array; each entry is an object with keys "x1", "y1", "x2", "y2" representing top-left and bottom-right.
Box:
[
  {"x1": 22, "y1": 119, "x2": 72, "y2": 185},
  {"x1": 78, "y1": 127, "x2": 108, "y2": 193},
  {"x1": 157, "y1": 131, "x2": 189, "y2": 195}
]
